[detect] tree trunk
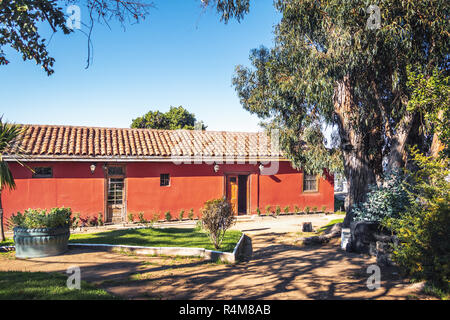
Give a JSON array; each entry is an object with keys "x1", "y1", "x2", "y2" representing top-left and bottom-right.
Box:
[
  {"x1": 0, "y1": 190, "x2": 5, "y2": 242},
  {"x1": 334, "y1": 77, "x2": 378, "y2": 227}
]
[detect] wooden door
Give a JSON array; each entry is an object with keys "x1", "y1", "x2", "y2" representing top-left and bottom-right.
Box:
[
  {"x1": 106, "y1": 166, "x2": 125, "y2": 224},
  {"x1": 227, "y1": 175, "x2": 238, "y2": 215}
]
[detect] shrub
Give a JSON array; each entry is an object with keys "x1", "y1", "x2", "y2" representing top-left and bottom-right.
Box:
[
  {"x1": 294, "y1": 205, "x2": 300, "y2": 215},
  {"x1": 321, "y1": 205, "x2": 327, "y2": 213},
  {"x1": 178, "y1": 210, "x2": 184, "y2": 221},
  {"x1": 382, "y1": 150, "x2": 450, "y2": 291},
  {"x1": 138, "y1": 212, "x2": 147, "y2": 224},
  {"x1": 98, "y1": 212, "x2": 104, "y2": 226},
  {"x1": 151, "y1": 213, "x2": 159, "y2": 224},
  {"x1": 71, "y1": 212, "x2": 81, "y2": 230},
  {"x1": 201, "y1": 198, "x2": 235, "y2": 249},
  {"x1": 283, "y1": 206, "x2": 290, "y2": 214},
  {"x1": 265, "y1": 205, "x2": 272, "y2": 215},
  {"x1": 353, "y1": 170, "x2": 410, "y2": 222},
  {"x1": 312, "y1": 206, "x2": 318, "y2": 213},
  {"x1": 304, "y1": 206, "x2": 310, "y2": 214},
  {"x1": 127, "y1": 212, "x2": 135, "y2": 223},
  {"x1": 275, "y1": 205, "x2": 281, "y2": 216},
  {"x1": 8, "y1": 208, "x2": 72, "y2": 229},
  {"x1": 165, "y1": 211, "x2": 172, "y2": 222},
  {"x1": 86, "y1": 216, "x2": 97, "y2": 227},
  {"x1": 188, "y1": 208, "x2": 194, "y2": 220},
  {"x1": 256, "y1": 207, "x2": 261, "y2": 216}
]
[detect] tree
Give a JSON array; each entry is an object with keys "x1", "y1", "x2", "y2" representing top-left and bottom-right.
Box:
[
  {"x1": 1, "y1": 0, "x2": 249, "y2": 74},
  {"x1": 231, "y1": 0, "x2": 449, "y2": 226},
  {"x1": 201, "y1": 198, "x2": 235, "y2": 250},
  {"x1": 131, "y1": 106, "x2": 206, "y2": 130},
  {"x1": 0, "y1": 118, "x2": 23, "y2": 242}
]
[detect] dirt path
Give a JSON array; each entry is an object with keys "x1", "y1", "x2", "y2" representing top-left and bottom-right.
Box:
[{"x1": 0, "y1": 215, "x2": 430, "y2": 300}]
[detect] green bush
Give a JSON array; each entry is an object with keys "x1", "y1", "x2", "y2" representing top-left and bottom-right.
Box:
[
  {"x1": 275, "y1": 205, "x2": 281, "y2": 216},
  {"x1": 312, "y1": 206, "x2": 318, "y2": 213},
  {"x1": 353, "y1": 170, "x2": 410, "y2": 222},
  {"x1": 256, "y1": 207, "x2": 261, "y2": 216},
  {"x1": 71, "y1": 213, "x2": 81, "y2": 229},
  {"x1": 127, "y1": 212, "x2": 135, "y2": 223},
  {"x1": 304, "y1": 206, "x2": 310, "y2": 214},
  {"x1": 165, "y1": 211, "x2": 172, "y2": 222},
  {"x1": 8, "y1": 208, "x2": 72, "y2": 229},
  {"x1": 294, "y1": 205, "x2": 300, "y2": 215},
  {"x1": 201, "y1": 198, "x2": 235, "y2": 249},
  {"x1": 283, "y1": 206, "x2": 290, "y2": 214},
  {"x1": 138, "y1": 212, "x2": 147, "y2": 224},
  {"x1": 188, "y1": 208, "x2": 194, "y2": 220},
  {"x1": 321, "y1": 205, "x2": 327, "y2": 213},
  {"x1": 98, "y1": 212, "x2": 104, "y2": 226},
  {"x1": 178, "y1": 210, "x2": 184, "y2": 221},
  {"x1": 382, "y1": 150, "x2": 450, "y2": 292},
  {"x1": 265, "y1": 205, "x2": 272, "y2": 215}
]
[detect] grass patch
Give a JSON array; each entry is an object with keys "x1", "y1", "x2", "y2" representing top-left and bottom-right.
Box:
[
  {"x1": 0, "y1": 239, "x2": 14, "y2": 247},
  {"x1": 0, "y1": 271, "x2": 117, "y2": 300},
  {"x1": 317, "y1": 218, "x2": 344, "y2": 234},
  {"x1": 69, "y1": 227, "x2": 242, "y2": 253}
]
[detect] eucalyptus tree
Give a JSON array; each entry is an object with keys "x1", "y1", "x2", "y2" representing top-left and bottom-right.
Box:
[{"x1": 232, "y1": 0, "x2": 449, "y2": 226}]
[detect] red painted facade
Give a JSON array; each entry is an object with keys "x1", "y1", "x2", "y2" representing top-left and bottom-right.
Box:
[{"x1": 2, "y1": 160, "x2": 334, "y2": 222}]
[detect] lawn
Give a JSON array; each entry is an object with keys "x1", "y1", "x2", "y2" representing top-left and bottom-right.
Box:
[
  {"x1": 0, "y1": 228, "x2": 243, "y2": 252},
  {"x1": 0, "y1": 271, "x2": 117, "y2": 300},
  {"x1": 70, "y1": 227, "x2": 242, "y2": 252}
]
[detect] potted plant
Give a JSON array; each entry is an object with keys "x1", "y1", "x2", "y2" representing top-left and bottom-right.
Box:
[{"x1": 9, "y1": 207, "x2": 72, "y2": 258}]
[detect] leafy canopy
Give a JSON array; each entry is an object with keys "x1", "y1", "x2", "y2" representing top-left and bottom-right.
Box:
[{"x1": 131, "y1": 106, "x2": 206, "y2": 130}]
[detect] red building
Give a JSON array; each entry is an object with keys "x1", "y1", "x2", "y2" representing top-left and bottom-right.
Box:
[{"x1": 2, "y1": 125, "x2": 334, "y2": 223}]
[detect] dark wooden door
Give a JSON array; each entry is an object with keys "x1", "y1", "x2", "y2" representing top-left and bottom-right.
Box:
[{"x1": 226, "y1": 175, "x2": 238, "y2": 215}]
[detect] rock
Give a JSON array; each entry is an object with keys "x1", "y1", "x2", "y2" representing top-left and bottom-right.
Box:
[
  {"x1": 376, "y1": 241, "x2": 396, "y2": 266},
  {"x1": 302, "y1": 222, "x2": 313, "y2": 232},
  {"x1": 349, "y1": 221, "x2": 390, "y2": 254}
]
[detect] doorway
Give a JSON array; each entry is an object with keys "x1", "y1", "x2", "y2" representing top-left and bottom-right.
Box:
[
  {"x1": 106, "y1": 165, "x2": 126, "y2": 224},
  {"x1": 226, "y1": 174, "x2": 249, "y2": 215}
]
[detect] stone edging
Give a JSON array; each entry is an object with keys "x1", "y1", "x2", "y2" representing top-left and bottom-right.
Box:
[{"x1": 0, "y1": 233, "x2": 246, "y2": 263}]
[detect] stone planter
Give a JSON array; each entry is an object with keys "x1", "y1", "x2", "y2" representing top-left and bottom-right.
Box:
[{"x1": 14, "y1": 226, "x2": 70, "y2": 258}]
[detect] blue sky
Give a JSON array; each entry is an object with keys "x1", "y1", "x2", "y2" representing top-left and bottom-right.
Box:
[{"x1": 0, "y1": 1, "x2": 281, "y2": 132}]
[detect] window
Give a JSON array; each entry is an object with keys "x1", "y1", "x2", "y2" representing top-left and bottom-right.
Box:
[
  {"x1": 107, "y1": 178, "x2": 124, "y2": 205},
  {"x1": 32, "y1": 167, "x2": 53, "y2": 178},
  {"x1": 303, "y1": 174, "x2": 318, "y2": 192},
  {"x1": 160, "y1": 174, "x2": 170, "y2": 186},
  {"x1": 108, "y1": 166, "x2": 124, "y2": 176}
]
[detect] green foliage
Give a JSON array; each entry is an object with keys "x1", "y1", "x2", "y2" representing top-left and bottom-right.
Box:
[
  {"x1": 201, "y1": 0, "x2": 250, "y2": 23},
  {"x1": 256, "y1": 207, "x2": 261, "y2": 216},
  {"x1": 294, "y1": 205, "x2": 300, "y2": 215},
  {"x1": 311, "y1": 206, "x2": 318, "y2": 213},
  {"x1": 178, "y1": 210, "x2": 184, "y2": 221},
  {"x1": 304, "y1": 206, "x2": 310, "y2": 214},
  {"x1": 275, "y1": 205, "x2": 281, "y2": 216},
  {"x1": 265, "y1": 205, "x2": 272, "y2": 215},
  {"x1": 188, "y1": 208, "x2": 194, "y2": 220},
  {"x1": 0, "y1": 1, "x2": 152, "y2": 75},
  {"x1": 165, "y1": 211, "x2": 172, "y2": 222},
  {"x1": 382, "y1": 150, "x2": 450, "y2": 290},
  {"x1": 201, "y1": 198, "x2": 235, "y2": 249},
  {"x1": 131, "y1": 106, "x2": 206, "y2": 130},
  {"x1": 97, "y1": 212, "x2": 103, "y2": 226},
  {"x1": 137, "y1": 212, "x2": 147, "y2": 224},
  {"x1": 127, "y1": 212, "x2": 135, "y2": 223},
  {"x1": 406, "y1": 67, "x2": 450, "y2": 158},
  {"x1": 353, "y1": 171, "x2": 410, "y2": 222},
  {"x1": 283, "y1": 205, "x2": 290, "y2": 214},
  {"x1": 71, "y1": 212, "x2": 81, "y2": 229},
  {"x1": 8, "y1": 208, "x2": 72, "y2": 229}
]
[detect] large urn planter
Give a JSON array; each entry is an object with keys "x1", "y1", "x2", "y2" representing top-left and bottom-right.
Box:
[{"x1": 14, "y1": 226, "x2": 70, "y2": 258}]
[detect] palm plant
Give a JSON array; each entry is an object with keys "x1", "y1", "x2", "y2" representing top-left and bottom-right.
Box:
[{"x1": 0, "y1": 118, "x2": 23, "y2": 241}]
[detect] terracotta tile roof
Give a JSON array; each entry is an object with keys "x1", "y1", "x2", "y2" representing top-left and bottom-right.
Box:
[{"x1": 4, "y1": 124, "x2": 284, "y2": 162}]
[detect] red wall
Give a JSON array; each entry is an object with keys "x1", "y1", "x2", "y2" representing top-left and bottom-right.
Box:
[{"x1": 2, "y1": 161, "x2": 334, "y2": 223}]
